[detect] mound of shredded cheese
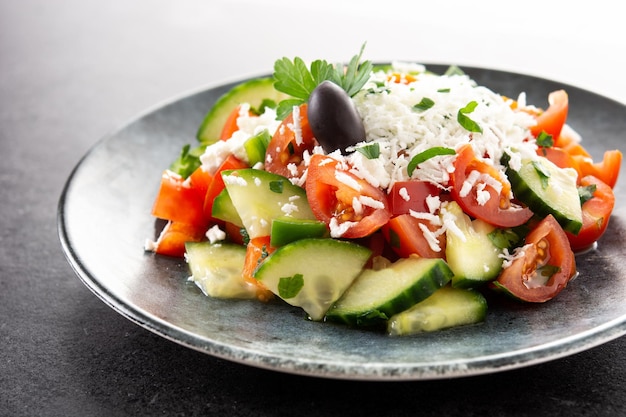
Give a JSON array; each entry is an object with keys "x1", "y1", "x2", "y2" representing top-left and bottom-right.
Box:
[{"x1": 199, "y1": 63, "x2": 545, "y2": 242}]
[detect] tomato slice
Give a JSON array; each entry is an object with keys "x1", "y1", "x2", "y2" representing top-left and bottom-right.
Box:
[
  {"x1": 264, "y1": 103, "x2": 318, "y2": 180},
  {"x1": 566, "y1": 175, "x2": 615, "y2": 252},
  {"x1": 151, "y1": 221, "x2": 206, "y2": 258},
  {"x1": 219, "y1": 104, "x2": 254, "y2": 141},
  {"x1": 387, "y1": 180, "x2": 443, "y2": 216},
  {"x1": 382, "y1": 214, "x2": 445, "y2": 259},
  {"x1": 492, "y1": 215, "x2": 576, "y2": 302},
  {"x1": 450, "y1": 144, "x2": 533, "y2": 227},
  {"x1": 305, "y1": 154, "x2": 391, "y2": 239},
  {"x1": 151, "y1": 169, "x2": 209, "y2": 227},
  {"x1": 530, "y1": 90, "x2": 568, "y2": 140}
]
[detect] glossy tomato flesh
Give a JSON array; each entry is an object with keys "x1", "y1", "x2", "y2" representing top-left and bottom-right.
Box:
[{"x1": 492, "y1": 215, "x2": 576, "y2": 302}]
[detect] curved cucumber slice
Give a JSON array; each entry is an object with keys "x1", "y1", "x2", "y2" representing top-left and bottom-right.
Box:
[
  {"x1": 222, "y1": 169, "x2": 316, "y2": 239},
  {"x1": 505, "y1": 155, "x2": 582, "y2": 234},
  {"x1": 211, "y1": 188, "x2": 243, "y2": 228},
  {"x1": 253, "y1": 238, "x2": 372, "y2": 321},
  {"x1": 445, "y1": 201, "x2": 503, "y2": 288},
  {"x1": 196, "y1": 77, "x2": 289, "y2": 143},
  {"x1": 387, "y1": 285, "x2": 487, "y2": 335},
  {"x1": 325, "y1": 256, "x2": 453, "y2": 326},
  {"x1": 185, "y1": 242, "x2": 256, "y2": 299}
]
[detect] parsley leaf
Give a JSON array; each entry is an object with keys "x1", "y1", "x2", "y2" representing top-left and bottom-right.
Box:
[
  {"x1": 407, "y1": 147, "x2": 456, "y2": 176},
  {"x1": 413, "y1": 97, "x2": 435, "y2": 112},
  {"x1": 273, "y1": 56, "x2": 320, "y2": 99},
  {"x1": 278, "y1": 274, "x2": 304, "y2": 299},
  {"x1": 356, "y1": 143, "x2": 380, "y2": 159},
  {"x1": 457, "y1": 101, "x2": 483, "y2": 133},
  {"x1": 337, "y1": 43, "x2": 373, "y2": 97},
  {"x1": 273, "y1": 43, "x2": 373, "y2": 119}
]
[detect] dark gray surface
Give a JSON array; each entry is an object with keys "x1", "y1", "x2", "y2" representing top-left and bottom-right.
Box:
[{"x1": 2, "y1": 1, "x2": 625, "y2": 416}]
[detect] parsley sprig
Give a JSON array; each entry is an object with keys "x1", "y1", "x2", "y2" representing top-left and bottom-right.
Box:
[{"x1": 272, "y1": 43, "x2": 373, "y2": 119}]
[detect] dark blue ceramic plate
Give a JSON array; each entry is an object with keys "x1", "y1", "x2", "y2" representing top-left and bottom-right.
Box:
[{"x1": 58, "y1": 66, "x2": 626, "y2": 380}]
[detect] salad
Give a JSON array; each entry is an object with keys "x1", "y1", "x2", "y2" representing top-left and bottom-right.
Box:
[{"x1": 145, "y1": 45, "x2": 622, "y2": 335}]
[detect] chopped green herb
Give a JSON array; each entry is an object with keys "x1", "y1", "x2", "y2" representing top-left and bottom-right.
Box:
[
  {"x1": 578, "y1": 184, "x2": 597, "y2": 205},
  {"x1": 457, "y1": 101, "x2": 483, "y2": 133},
  {"x1": 169, "y1": 143, "x2": 207, "y2": 179},
  {"x1": 407, "y1": 147, "x2": 456, "y2": 176},
  {"x1": 532, "y1": 160, "x2": 551, "y2": 189},
  {"x1": 488, "y1": 228, "x2": 524, "y2": 249},
  {"x1": 437, "y1": 88, "x2": 451, "y2": 93},
  {"x1": 536, "y1": 131, "x2": 554, "y2": 148},
  {"x1": 278, "y1": 274, "x2": 304, "y2": 299},
  {"x1": 413, "y1": 97, "x2": 435, "y2": 112},
  {"x1": 269, "y1": 180, "x2": 284, "y2": 193},
  {"x1": 356, "y1": 143, "x2": 380, "y2": 159}
]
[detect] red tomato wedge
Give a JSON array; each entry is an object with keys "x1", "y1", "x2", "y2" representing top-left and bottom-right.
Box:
[
  {"x1": 203, "y1": 154, "x2": 248, "y2": 220},
  {"x1": 219, "y1": 104, "x2": 254, "y2": 141},
  {"x1": 566, "y1": 175, "x2": 616, "y2": 252},
  {"x1": 264, "y1": 103, "x2": 318, "y2": 180},
  {"x1": 305, "y1": 154, "x2": 391, "y2": 239},
  {"x1": 382, "y1": 214, "x2": 445, "y2": 259},
  {"x1": 387, "y1": 180, "x2": 443, "y2": 216},
  {"x1": 151, "y1": 169, "x2": 210, "y2": 227},
  {"x1": 152, "y1": 221, "x2": 206, "y2": 258},
  {"x1": 492, "y1": 215, "x2": 576, "y2": 302},
  {"x1": 530, "y1": 90, "x2": 568, "y2": 140},
  {"x1": 450, "y1": 144, "x2": 533, "y2": 227}
]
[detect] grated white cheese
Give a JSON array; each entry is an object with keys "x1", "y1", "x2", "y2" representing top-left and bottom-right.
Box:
[
  {"x1": 329, "y1": 217, "x2": 358, "y2": 238},
  {"x1": 200, "y1": 104, "x2": 281, "y2": 173},
  {"x1": 348, "y1": 66, "x2": 538, "y2": 190},
  {"x1": 222, "y1": 174, "x2": 247, "y2": 187},
  {"x1": 206, "y1": 224, "x2": 226, "y2": 243},
  {"x1": 335, "y1": 171, "x2": 362, "y2": 191}
]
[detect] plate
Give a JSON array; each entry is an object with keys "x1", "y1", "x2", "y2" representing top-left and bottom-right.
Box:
[{"x1": 58, "y1": 65, "x2": 626, "y2": 380}]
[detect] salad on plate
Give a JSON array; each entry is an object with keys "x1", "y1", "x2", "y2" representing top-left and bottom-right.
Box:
[{"x1": 144, "y1": 45, "x2": 622, "y2": 336}]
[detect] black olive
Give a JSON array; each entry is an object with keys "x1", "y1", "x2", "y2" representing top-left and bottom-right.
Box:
[{"x1": 307, "y1": 80, "x2": 366, "y2": 154}]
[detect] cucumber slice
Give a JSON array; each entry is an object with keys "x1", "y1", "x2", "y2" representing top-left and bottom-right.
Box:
[
  {"x1": 504, "y1": 154, "x2": 582, "y2": 234},
  {"x1": 253, "y1": 238, "x2": 372, "y2": 321},
  {"x1": 444, "y1": 201, "x2": 503, "y2": 288},
  {"x1": 185, "y1": 242, "x2": 256, "y2": 299},
  {"x1": 196, "y1": 77, "x2": 289, "y2": 143},
  {"x1": 222, "y1": 169, "x2": 317, "y2": 239},
  {"x1": 270, "y1": 217, "x2": 328, "y2": 247},
  {"x1": 211, "y1": 188, "x2": 243, "y2": 228},
  {"x1": 326, "y1": 256, "x2": 453, "y2": 326},
  {"x1": 387, "y1": 285, "x2": 487, "y2": 335}
]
